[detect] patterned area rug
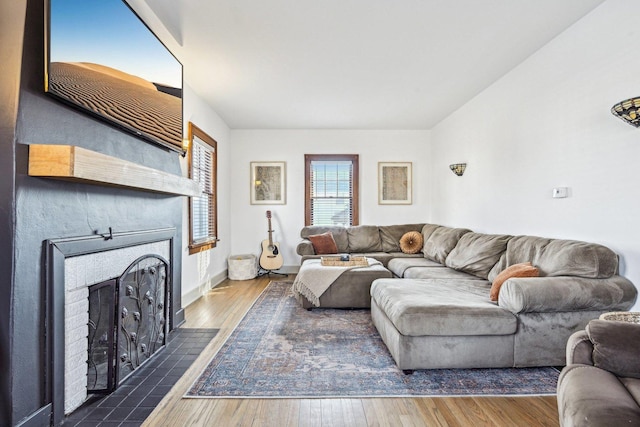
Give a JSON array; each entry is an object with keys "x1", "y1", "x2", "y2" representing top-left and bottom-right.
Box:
[{"x1": 186, "y1": 281, "x2": 559, "y2": 398}]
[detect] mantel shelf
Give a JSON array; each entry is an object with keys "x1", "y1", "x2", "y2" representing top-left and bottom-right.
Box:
[{"x1": 28, "y1": 144, "x2": 201, "y2": 197}]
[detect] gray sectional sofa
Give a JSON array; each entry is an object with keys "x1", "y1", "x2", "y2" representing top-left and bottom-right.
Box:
[{"x1": 296, "y1": 224, "x2": 637, "y2": 370}]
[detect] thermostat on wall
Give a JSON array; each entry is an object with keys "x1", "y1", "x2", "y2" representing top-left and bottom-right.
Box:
[{"x1": 552, "y1": 187, "x2": 568, "y2": 198}]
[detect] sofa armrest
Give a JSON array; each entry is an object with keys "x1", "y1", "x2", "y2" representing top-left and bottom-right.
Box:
[
  {"x1": 566, "y1": 330, "x2": 594, "y2": 365},
  {"x1": 296, "y1": 239, "x2": 316, "y2": 256},
  {"x1": 498, "y1": 275, "x2": 637, "y2": 314},
  {"x1": 586, "y1": 319, "x2": 640, "y2": 379}
]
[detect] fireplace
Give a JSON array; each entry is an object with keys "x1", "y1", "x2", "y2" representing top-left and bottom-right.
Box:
[
  {"x1": 87, "y1": 254, "x2": 168, "y2": 394},
  {"x1": 45, "y1": 228, "x2": 176, "y2": 425}
]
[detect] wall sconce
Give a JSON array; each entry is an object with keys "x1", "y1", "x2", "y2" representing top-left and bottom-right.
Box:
[
  {"x1": 449, "y1": 163, "x2": 466, "y2": 176},
  {"x1": 611, "y1": 97, "x2": 640, "y2": 128}
]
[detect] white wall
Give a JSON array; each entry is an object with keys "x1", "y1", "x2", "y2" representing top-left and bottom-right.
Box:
[
  {"x1": 229, "y1": 130, "x2": 431, "y2": 271},
  {"x1": 430, "y1": 0, "x2": 640, "y2": 309},
  {"x1": 120, "y1": 2, "x2": 234, "y2": 307},
  {"x1": 180, "y1": 83, "x2": 232, "y2": 306}
]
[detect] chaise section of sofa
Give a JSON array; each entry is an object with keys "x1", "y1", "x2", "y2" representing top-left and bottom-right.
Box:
[
  {"x1": 371, "y1": 278, "x2": 518, "y2": 369},
  {"x1": 371, "y1": 230, "x2": 637, "y2": 369}
]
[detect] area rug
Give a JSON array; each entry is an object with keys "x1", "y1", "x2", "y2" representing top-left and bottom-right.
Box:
[{"x1": 186, "y1": 281, "x2": 559, "y2": 398}]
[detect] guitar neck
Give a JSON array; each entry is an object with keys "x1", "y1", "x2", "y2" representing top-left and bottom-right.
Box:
[{"x1": 267, "y1": 218, "x2": 274, "y2": 245}]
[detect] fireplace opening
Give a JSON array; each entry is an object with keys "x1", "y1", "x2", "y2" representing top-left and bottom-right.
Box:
[
  {"x1": 87, "y1": 279, "x2": 116, "y2": 393},
  {"x1": 87, "y1": 255, "x2": 168, "y2": 395}
]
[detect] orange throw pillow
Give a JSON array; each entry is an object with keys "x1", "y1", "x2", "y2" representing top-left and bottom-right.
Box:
[
  {"x1": 490, "y1": 262, "x2": 539, "y2": 301},
  {"x1": 308, "y1": 232, "x2": 338, "y2": 255},
  {"x1": 399, "y1": 231, "x2": 424, "y2": 254}
]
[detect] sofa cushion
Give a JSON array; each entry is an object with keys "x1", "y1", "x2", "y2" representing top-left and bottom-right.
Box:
[
  {"x1": 587, "y1": 319, "x2": 640, "y2": 379},
  {"x1": 387, "y1": 257, "x2": 443, "y2": 277},
  {"x1": 489, "y1": 262, "x2": 539, "y2": 301},
  {"x1": 499, "y1": 275, "x2": 637, "y2": 314},
  {"x1": 301, "y1": 226, "x2": 349, "y2": 253},
  {"x1": 386, "y1": 252, "x2": 425, "y2": 259},
  {"x1": 379, "y1": 224, "x2": 425, "y2": 252},
  {"x1": 445, "y1": 233, "x2": 512, "y2": 279},
  {"x1": 420, "y1": 224, "x2": 441, "y2": 252},
  {"x1": 350, "y1": 252, "x2": 394, "y2": 267},
  {"x1": 488, "y1": 235, "x2": 619, "y2": 281},
  {"x1": 370, "y1": 278, "x2": 517, "y2": 336},
  {"x1": 307, "y1": 232, "x2": 338, "y2": 254},
  {"x1": 404, "y1": 266, "x2": 486, "y2": 281},
  {"x1": 541, "y1": 239, "x2": 619, "y2": 278},
  {"x1": 399, "y1": 231, "x2": 423, "y2": 254},
  {"x1": 423, "y1": 227, "x2": 471, "y2": 264},
  {"x1": 347, "y1": 225, "x2": 382, "y2": 252}
]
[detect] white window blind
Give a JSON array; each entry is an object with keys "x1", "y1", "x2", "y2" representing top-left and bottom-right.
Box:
[
  {"x1": 309, "y1": 160, "x2": 353, "y2": 226},
  {"x1": 191, "y1": 136, "x2": 216, "y2": 244}
]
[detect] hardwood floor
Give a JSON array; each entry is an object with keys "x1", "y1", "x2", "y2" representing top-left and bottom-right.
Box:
[{"x1": 143, "y1": 276, "x2": 560, "y2": 426}]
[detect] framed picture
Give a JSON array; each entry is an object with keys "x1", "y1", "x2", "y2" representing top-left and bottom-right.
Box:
[
  {"x1": 378, "y1": 162, "x2": 412, "y2": 205},
  {"x1": 251, "y1": 161, "x2": 286, "y2": 205}
]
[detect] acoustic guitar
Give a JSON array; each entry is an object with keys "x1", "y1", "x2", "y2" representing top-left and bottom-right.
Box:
[{"x1": 259, "y1": 210, "x2": 284, "y2": 271}]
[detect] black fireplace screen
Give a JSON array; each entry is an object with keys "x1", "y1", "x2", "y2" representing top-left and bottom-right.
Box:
[
  {"x1": 87, "y1": 280, "x2": 116, "y2": 392},
  {"x1": 87, "y1": 254, "x2": 168, "y2": 393}
]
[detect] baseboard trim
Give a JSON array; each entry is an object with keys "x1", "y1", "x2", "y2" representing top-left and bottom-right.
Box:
[
  {"x1": 182, "y1": 269, "x2": 228, "y2": 308},
  {"x1": 173, "y1": 308, "x2": 185, "y2": 329},
  {"x1": 265, "y1": 264, "x2": 299, "y2": 275},
  {"x1": 15, "y1": 404, "x2": 51, "y2": 427},
  {"x1": 183, "y1": 265, "x2": 300, "y2": 308}
]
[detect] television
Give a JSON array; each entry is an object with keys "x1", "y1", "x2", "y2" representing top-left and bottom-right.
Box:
[{"x1": 45, "y1": 0, "x2": 184, "y2": 153}]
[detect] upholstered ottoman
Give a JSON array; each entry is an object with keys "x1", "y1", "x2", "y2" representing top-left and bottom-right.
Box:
[{"x1": 293, "y1": 259, "x2": 392, "y2": 309}]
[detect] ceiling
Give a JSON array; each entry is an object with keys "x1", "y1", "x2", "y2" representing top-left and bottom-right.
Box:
[{"x1": 142, "y1": 0, "x2": 605, "y2": 130}]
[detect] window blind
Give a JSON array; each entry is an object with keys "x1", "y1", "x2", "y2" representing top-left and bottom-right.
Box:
[
  {"x1": 309, "y1": 160, "x2": 353, "y2": 226},
  {"x1": 191, "y1": 137, "x2": 216, "y2": 243}
]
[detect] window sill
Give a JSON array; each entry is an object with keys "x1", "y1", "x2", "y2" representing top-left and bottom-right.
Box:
[{"x1": 188, "y1": 240, "x2": 218, "y2": 255}]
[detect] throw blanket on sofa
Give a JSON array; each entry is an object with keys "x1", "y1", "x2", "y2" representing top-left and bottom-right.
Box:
[{"x1": 292, "y1": 258, "x2": 382, "y2": 307}]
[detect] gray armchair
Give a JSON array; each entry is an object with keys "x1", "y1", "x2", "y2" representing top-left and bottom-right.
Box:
[{"x1": 557, "y1": 318, "x2": 640, "y2": 426}]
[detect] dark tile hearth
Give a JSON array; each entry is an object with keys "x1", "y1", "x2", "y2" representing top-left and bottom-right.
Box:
[{"x1": 64, "y1": 328, "x2": 218, "y2": 427}]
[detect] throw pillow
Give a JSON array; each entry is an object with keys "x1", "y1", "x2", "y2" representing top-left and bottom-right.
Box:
[
  {"x1": 490, "y1": 262, "x2": 539, "y2": 301},
  {"x1": 399, "y1": 231, "x2": 424, "y2": 254},
  {"x1": 308, "y1": 232, "x2": 338, "y2": 255}
]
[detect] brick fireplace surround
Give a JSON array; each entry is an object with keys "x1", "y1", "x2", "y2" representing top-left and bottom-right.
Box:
[{"x1": 45, "y1": 228, "x2": 177, "y2": 425}]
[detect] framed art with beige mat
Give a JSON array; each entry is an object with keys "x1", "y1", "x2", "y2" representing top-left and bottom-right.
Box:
[
  {"x1": 378, "y1": 162, "x2": 412, "y2": 205},
  {"x1": 251, "y1": 161, "x2": 286, "y2": 205}
]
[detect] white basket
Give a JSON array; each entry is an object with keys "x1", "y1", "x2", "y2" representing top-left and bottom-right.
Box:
[{"x1": 228, "y1": 254, "x2": 257, "y2": 280}]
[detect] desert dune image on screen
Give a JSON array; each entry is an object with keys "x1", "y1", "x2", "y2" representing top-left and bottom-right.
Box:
[{"x1": 47, "y1": 0, "x2": 183, "y2": 150}]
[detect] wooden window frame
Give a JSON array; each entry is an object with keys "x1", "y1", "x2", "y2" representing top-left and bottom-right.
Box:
[
  {"x1": 304, "y1": 154, "x2": 359, "y2": 226},
  {"x1": 188, "y1": 122, "x2": 218, "y2": 254}
]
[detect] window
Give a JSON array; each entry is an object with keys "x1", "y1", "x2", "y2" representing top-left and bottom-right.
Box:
[
  {"x1": 188, "y1": 122, "x2": 217, "y2": 254},
  {"x1": 305, "y1": 154, "x2": 359, "y2": 226}
]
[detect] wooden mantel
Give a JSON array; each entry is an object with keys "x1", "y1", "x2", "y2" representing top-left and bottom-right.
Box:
[{"x1": 28, "y1": 144, "x2": 201, "y2": 197}]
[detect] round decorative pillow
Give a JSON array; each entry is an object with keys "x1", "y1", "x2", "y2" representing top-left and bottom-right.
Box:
[{"x1": 399, "y1": 231, "x2": 424, "y2": 254}]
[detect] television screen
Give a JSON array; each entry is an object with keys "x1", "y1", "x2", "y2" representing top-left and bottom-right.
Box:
[{"x1": 45, "y1": 0, "x2": 184, "y2": 153}]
